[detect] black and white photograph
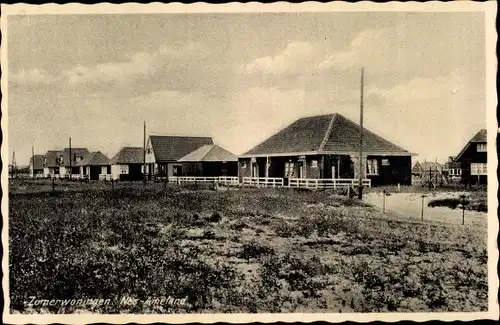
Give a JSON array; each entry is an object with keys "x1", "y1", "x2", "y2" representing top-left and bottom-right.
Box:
[{"x1": 1, "y1": 2, "x2": 498, "y2": 324}]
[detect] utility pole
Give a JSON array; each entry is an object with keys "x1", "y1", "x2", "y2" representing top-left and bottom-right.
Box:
[
  {"x1": 143, "y1": 121, "x2": 147, "y2": 185},
  {"x1": 358, "y1": 67, "x2": 365, "y2": 200},
  {"x1": 32, "y1": 145, "x2": 35, "y2": 179},
  {"x1": 69, "y1": 137, "x2": 72, "y2": 180}
]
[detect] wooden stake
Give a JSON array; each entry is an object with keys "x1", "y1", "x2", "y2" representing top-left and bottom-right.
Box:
[{"x1": 69, "y1": 137, "x2": 72, "y2": 181}]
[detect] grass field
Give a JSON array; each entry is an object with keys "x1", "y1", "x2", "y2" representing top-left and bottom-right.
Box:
[{"x1": 8, "y1": 180, "x2": 488, "y2": 313}]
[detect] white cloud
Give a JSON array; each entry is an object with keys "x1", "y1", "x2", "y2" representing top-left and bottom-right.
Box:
[
  {"x1": 241, "y1": 41, "x2": 319, "y2": 75},
  {"x1": 10, "y1": 68, "x2": 59, "y2": 85},
  {"x1": 62, "y1": 41, "x2": 206, "y2": 86},
  {"x1": 318, "y1": 28, "x2": 388, "y2": 71}
]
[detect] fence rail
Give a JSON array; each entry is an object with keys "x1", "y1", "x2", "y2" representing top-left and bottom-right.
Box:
[
  {"x1": 99, "y1": 174, "x2": 113, "y2": 181},
  {"x1": 288, "y1": 178, "x2": 371, "y2": 189},
  {"x1": 242, "y1": 177, "x2": 284, "y2": 188},
  {"x1": 168, "y1": 176, "x2": 239, "y2": 185}
]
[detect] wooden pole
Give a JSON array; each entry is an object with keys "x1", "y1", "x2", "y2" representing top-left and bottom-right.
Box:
[
  {"x1": 143, "y1": 121, "x2": 147, "y2": 185},
  {"x1": 31, "y1": 145, "x2": 35, "y2": 179},
  {"x1": 69, "y1": 137, "x2": 72, "y2": 180},
  {"x1": 358, "y1": 67, "x2": 364, "y2": 200},
  {"x1": 12, "y1": 150, "x2": 16, "y2": 179}
]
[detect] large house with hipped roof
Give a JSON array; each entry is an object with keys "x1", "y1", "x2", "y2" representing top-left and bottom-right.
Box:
[
  {"x1": 239, "y1": 113, "x2": 415, "y2": 186},
  {"x1": 454, "y1": 129, "x2": 487, "y2": 185}
]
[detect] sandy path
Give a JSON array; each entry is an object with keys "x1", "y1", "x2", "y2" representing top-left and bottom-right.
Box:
[{"x1": 364, "y1": 192, "x2": 487, "y2": 226}]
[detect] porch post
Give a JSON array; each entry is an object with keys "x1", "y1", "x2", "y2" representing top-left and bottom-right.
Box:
[{"x1": 265, "y1": 156, "x2": 269, "y2": 178}]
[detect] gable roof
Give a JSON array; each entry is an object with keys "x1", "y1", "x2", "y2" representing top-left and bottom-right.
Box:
[
  {"x1": 455, "y1": 129, "x2": 487, "y2": 161},
  {"x1": 62, "y1": 148, "x2": 90, "y2": 167},
  {"x1": 149, "y1": 135, "x2": 214, "y2": 162},
  {"x1": 110, "y1": 147, "x2": 144, "y2": 164},
  {"x1": 76, "y1": 151, "x2": 110, "y2": 166},
  {"x1": 44, "y1": 150, "x2": 63, "y2": 167},
  {"x1": 242, "y1": 113, "x2": 412, "y2": 157},
  {"x1": 412, "y1": 161, "x2": 441, "y2": 172},
  {"x1": 178, "y1": 144, "x2": 238, "y2": 162},
  {"x1": 30, "y1": 155, "x2": 45, "y2": 170}
]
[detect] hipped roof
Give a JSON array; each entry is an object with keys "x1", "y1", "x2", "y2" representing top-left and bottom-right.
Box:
[
  {"x1": 110, "y1": 147, "x2": 144, "y2": 164},
  {"x1": 178, "y1": 144, "x2": 237, "y2": 162},
  {"x1": 149, "y1": 135, "x2": 213, "y2": 162},
  {"x1": 76, "y1": 151, "x2": 110, "y2": 166},
  {"x1": 30, "y1": 155, "x2": 45, "y2": 170},
  {"x1": 241, "y1": 113, "x2": 413, "y2": 157}
]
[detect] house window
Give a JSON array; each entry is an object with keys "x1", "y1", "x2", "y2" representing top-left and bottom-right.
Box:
[
  {"x1": 449, "y1": 168, "x2": 462, "y2": 176},
  {"x1": 54, "y1": 167, "x2": 60, "y2": 175},
  {"x1": 120, "y1": 165, "x2": 129, "y2": 174},
  {"x1": 366, "y1": 159, "x2": 379, "y2": 176},
  {"x1": 471, "y1": 163, "x2": 487, "y2": 176},
  {"x1": 311, "y1": 160, "x2": 318, "y2": 168},
  {"x1": 285, "y1": 161, "x2": 296, "y2": 177},
  {"x1": 173, "y1": 165, "x2": 182, "y2": 176},
  {"x1": 58, "y1": 155, "x2": 64, "y2": 165},
  {"x1": 75, "y1": 155, "x2": 83, "y2": 162},
  {"x1": 43, "y1": 157, "x2": 47, "y2": 167},
  {"x1": 477, "y1": 144, "x2": 487, "y2": 152},
  {"x1": 241, "y1": 162, "x2": 247, "y2": 169},
  {"x1": 381, "y1": 159, "x2": 390, "y2": 166}
]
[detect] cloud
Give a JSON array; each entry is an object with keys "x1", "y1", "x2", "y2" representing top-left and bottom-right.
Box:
[
  {"x1": 240, "y1": 41, "x2": 319, "y2": 75},
  {"x1": 10, "y1": 68, "x2": 59, "y2": 85},
  {"x1": 61, "y1": 41, "x2": 206, "y2": 86},
  {"x1": 318, "y1": 28, "x2": 388, "y2": 71}
]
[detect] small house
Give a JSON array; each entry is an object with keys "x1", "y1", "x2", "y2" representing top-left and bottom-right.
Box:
[
  {"x1": 29, "y1": 155, "x2": 45, "y2": 178},
  {"x1": 76, "y1": 151, "x2": 111, "y2": 180},
  {"x1": 177, "y1": 144, "x2": 238, "y2": 177},
  {"x1": 43, "y1": 150, "x2": 63, "y2": 178},
  {"x1": 55, "y1": 148, "x2": 90, "y2": 179},
  {"x1": 109, "y1": 147, "x2": 145, "y2": 181},
  {"x1": 145, "y1": 135, "x2": 213, "y2": 179},
  {"x1": 442, "y1": 156, "x2": 462, "y2": 182},
  {"x1": 455, "y1": 129, "x2": 487, "y2": 185},
  {"x1": 239, "y1": 113, "x2": 415, "y2": 186}
]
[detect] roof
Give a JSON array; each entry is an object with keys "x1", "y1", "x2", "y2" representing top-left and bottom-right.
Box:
[
  {"x1": 412, "y1": 161, "x2": 442, "y2": 172},
  {"x1": 62, "y1": 148, "x2": 90, "y2": 167},
  {"x1": 178, "y1": 145, "x2": 238, "y2": 162},
  {"x1": 470, "y1": 129, "x2": 487, "y2": 143},
  {"x1": 149, "y1": 135, "x2": 214, "y2": 162},
  {"x1": 109, "y1": 147, "x2": 144, "y2": 164},
  {"x1": 44, "y1": 150, "x2": 63, "y2": 167},
  {"x1": 30, "y1": 155, "x2": 45, "y2": 170},
  {"x1": 242, "y1": 113, "x2": 412, "y2": 157},
  {"x1": 455, "y1": 129, "x2": 487, "y2": 161},
  {"x1": 76, "y1": 151, "x2": 110, "y2": 166}
]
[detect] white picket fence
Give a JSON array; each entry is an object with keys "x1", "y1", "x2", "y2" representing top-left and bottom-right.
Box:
[
  {"x1": 242, "y1": 177, "x2": 284, "y2": 188},
  {"x1": 288, "y1": 178, "x2": 371, "y2": 189},
  {"x1": 98, "y1": 174, "x2": 114, "y2": 181},
  {"x1": 168, "y1": 176, "x2": 239, "y2": 186}
]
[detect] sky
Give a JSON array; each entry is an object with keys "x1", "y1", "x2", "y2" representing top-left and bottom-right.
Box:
[{"x1": 7, "y1": 11, "x2": 487, "y2": 166}]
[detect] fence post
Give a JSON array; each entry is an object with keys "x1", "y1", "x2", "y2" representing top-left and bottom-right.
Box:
[
  {"x1": 52, "y1": 177, "x2": 55, "y2": 193},
  {"x1": 382, "y1": 190, "x2": 386, "y2": 213},
  {"x1": 421, "y1": 194, "x2": 426, "y2": 220}
]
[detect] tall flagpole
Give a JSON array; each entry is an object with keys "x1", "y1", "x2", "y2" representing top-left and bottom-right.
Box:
[{"x1": 358, "y1": 67, "x2": 365, "y2": 200}]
